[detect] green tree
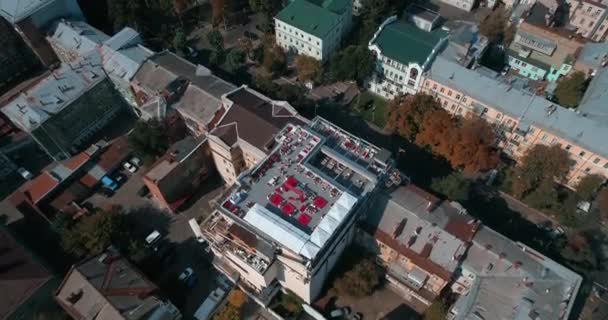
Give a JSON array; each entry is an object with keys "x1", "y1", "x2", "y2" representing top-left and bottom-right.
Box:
[
  {"x1": 263, "y1": 44, "x2": 287, "y2": 76},
  {"x1": 294, "y1": 55, "x2": 322, "y2": 83},
  {"x1": 599, "y1": 188, "x2": 608, "y2": 222},
  {"x1": 173, "y1": 28, "x2": 187, "y2": 54},
  {"x1": 431, "y1": 173, "x2": 472, "y2": 201},
  {"x1": 226, "y1": 49, "x2": 246, "y2": 72},
  {"x1": 227, "y1": 290, "x2": 247, "y2": 308},
  {"x1": 334, "y1": 258, "x2": 380, "y2": 297},
  {"x1": 249, "y1": 0, "x2": 282, "y2": 18},
  {"x1": 576, "y1": 174, "x2": 604, "y2": 201},
  {"x1": 207, "y1": 29, "x2": 225, "y2": 50},
  {"x1": 386, "y1": 93, "x2": 441, "y2": 140},
  {"x1": 59, "y1": 206, "x2": 139, "y2": 258},
  {"x1": 128, "y1": 120, "x2": 170, "y2": 164},
  {"x1": 511, "y1": 144, "x2": 571, "y2": 199},
  {"x1": 554, "y1": 71, "x2": 587, "y2": 108},
  {"x1": 424, "y1": 300, "x2": 447, "y2": 320},
  {"x1": 359, "y1": 0, "x2": 389, "y2": 42},
  {"x1": 330, "y1": 45, "x2": 375, "y2": 84},
  {"x1": 479, "y1": 7, "x2": 509, "y2": 43}
]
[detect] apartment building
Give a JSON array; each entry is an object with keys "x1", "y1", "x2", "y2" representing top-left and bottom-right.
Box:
[
  {"x1": 274, "y1": 0, "x2": 352, "y2": 62},
  {"x1": 421, "y1": 56, "x2": 608, "y2": 188},
  {"x1": 449, "y1": 226, "x2": 581, "y2": 320},
  {"x1": 200, "y1": 117, "x2": 394, "y2": 303},
  {"x1": 567, "y1": 0, "x2": 608, "y2": 40},
  {"x1": 131, "y1": 51, "x2": 236, "y2": 133},
  {"x1": 367, "y1": 14, "x2": 448, "y2": 99},
  {"x1": 508, "y1": 6, "x2": 585, "y2": 82},
  {"x1": 1, "y1": 56, "x2": 131, "y2": 160},
  {"x1": 55, "y1": 247, "x2": 182, "y2": 320},
  {"x1": 358, "y1": 185, "x2": 479, "y2": 309},
  {"x1": 208, "y1": 86, "x2": 306, "y2": 185},
  {"x1": 143, "y1": 136, "x2": 213, "y2": 213}
]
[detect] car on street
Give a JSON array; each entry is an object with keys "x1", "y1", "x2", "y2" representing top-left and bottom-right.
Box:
[
  {"x1": 17, "y1": 167, "x2": 33, "y2": 180},
  {"x1": 330, "y1": 307, "x2": 351, "y2": 318},
  {"x1": 123, "y1": 161, "x2": 137, "y2": 173},
  {"x1": 130, "y1": 156, "x2": 142, "y2": 167},
  {"x1": 179, "y1": 267, "x2": 198, "y2": 288}
]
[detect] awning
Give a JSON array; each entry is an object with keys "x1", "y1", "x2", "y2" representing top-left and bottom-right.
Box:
[
  {"x1": 298, "y1": 213, "x2": 312, "y2": 226},
  {"x1": 269, "y1": 193, "x2": 284, "y2": 207},
  {"x1": 313, "y1": 196, "x2": 328, "y2": 209},
  {"x1": 281, "y1": 203, "x2": 296, "y2": 216}
]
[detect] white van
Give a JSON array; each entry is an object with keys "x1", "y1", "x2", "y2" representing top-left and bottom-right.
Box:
[{"x1": 189, "y1": 218, "x2": 206, "y2": 243}]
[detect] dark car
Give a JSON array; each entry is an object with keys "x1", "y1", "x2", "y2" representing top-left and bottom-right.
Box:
[{"x1": 113, "y1": 172, "x2": 127, "y2": 185}]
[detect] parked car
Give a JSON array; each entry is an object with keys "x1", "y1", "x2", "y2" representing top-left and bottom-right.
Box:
[
  {"x1": 17, "y1": 167, "x2": 33, "y2": 180},
  {"x1": 145, "y1": 230, "x2": 162, "y2": 249},
  {"x1": 179, "y1": 267, "x2": 198, "y2": 288},
  {"x1": 113, "y1": 172, "x2": 127, "y2": 185},
  {"x1": 101, "y1": 176, "x2": 118, "y2": 192},
  {"x1": 130, "y1": 156, "x2": 142, "y2": 167},
  {"x1": 330, "y1": 307, "x2": 351, "y2": 318},
  {"x1": 123, "y1": 161, "x2": 137, "y2": 173}
]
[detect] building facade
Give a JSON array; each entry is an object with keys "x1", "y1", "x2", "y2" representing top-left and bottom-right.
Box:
[
  {"x1": 567, "y1": 0, "x2": 608, "y2": 40},
  {"x1": 421, "y1": 56, "x2": 608, "y2": 188},
  {"x1": 274, "y1": 0, "x2": 352, "y2": 62},
  {"x1": 367, "y1": 15, "x2": 448, "y2": 99},
  {"x1": 358, "y1": 185, "x2": 479, "y2": 309},
  {"x1": 201, "y1": 117, "x2": 394, "y2": 303},
  {"x1": 436, "y1": 0, "x2": 478, "y2": 12}
]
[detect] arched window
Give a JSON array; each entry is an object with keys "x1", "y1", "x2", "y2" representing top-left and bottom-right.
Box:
[{"x1": 409, "y1": 68, "x2": 419, "y2": 80}]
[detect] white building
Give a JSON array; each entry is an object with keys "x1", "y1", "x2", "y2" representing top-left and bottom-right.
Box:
[
  {"x1": 367, "y1": 15, "x2": 448, "y2": 99},
  {"x1": 201, "y1": 117, "x2": 393, "y2": 303},
  {"x1": 437, "y1": 0, "x2": 478, "y2": 12},
  {"x1": 274, "y1": 0, "x2": 352, "y2": 62}
]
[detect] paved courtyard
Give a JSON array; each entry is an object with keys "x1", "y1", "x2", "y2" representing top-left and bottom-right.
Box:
[{"x1": 327, "y1": 285, "x2": 422, "y2": 320}]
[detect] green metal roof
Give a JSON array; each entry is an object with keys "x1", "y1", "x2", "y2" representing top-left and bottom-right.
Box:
[
  {"x1": 276, "y1": 0, "x2": 349, "y2": 38},
  {"x1": 372, "y1": 21, "x2": 447, "y2": 65}
]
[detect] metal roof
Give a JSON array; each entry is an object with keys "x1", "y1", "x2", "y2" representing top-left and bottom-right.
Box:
[
  {"x1": 426, "y1": 57, "x2": 608, "y2": 158},
  {"x1": 275, "y1": 0, "x2": 346, "y2": 38},
  {"x1": 0, "y1": 0, "x2": 56, "y2": 23}
]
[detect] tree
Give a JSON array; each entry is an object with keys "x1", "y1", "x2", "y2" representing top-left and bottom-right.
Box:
[
  {"x1": 479, "y1": 7, "x2": 509, "y2": 43},
  {"x1": 554, "y1": 71, "x2": 587, "y2": 108},
  {"x1": 213, "y1": 304, "x2": 240, "y2": 320},
  {"x1": 294, "y1": 55, "x2": 322, "y2": 83},
  {"x1": 431, "y1": 173, "x2": 472, "y2": 201},
  {"x1": 211, "y1": 0, "x2": 225, "y2": 27},
  {"x1": 511, "y1": 144, "x2": 571, "y2": 199},
  {"x1": 128, "y1": 120, "x2": 169, "y2": 164},
  {"x1": 207, "y1": 29, "x2": 225, "y2": 50},
  {"x1": 173, "y1": 0, "x2": 190, "y2": 18},
  {"x1": 446, "y1": 118, "x2": 499, "y2": 174},
  {"x1": 330, "y1": 45, "x2": 375, "y2": 84},
  {"x1": 262, "y1": 44, "x2": 287, "y2": 76},
  {"x1": 227, "y1": 290, "x2": 247, "y2": 308},
  {"x1": 59, "y1": 206, "x2": 136, "y2": 258},
  {"x1": 238, "y1": 38, "x2": 254, "y2": 59},
  {"x1": 386, "y1": 93, "x2": 441, "y2": 140},
  {"x1": 359, "y1": 0, "x2": 389, "y2": 41},
  {"x1": 173, "y1": 28, "x2": 187, "y2": 54},
  {"x1": 334, "y1": 258, "x2": 380, "y2": 297},
  {"x1": 226, "y1": 49, "x2": 246, "y2": 72},
  {"x1": 249, "y1": 0, "x2": 282, "y2": 18},
  {"x1": 576, "y1": 174, "x2": 604, "y2": 201},
  {"x1": 415, "y1": 108, "x2": 458, "y2": 156},
  {"x1": 424, "y1": 300, "x2": 447, "y2": 320}
]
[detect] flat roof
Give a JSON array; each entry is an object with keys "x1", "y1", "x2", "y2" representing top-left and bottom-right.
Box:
[
  {"x1": 275, "y1": 0, "x2": 349, "y2": 38},
  {"x1": 219, "y1": 117, "x2": 391, "y2": 260}
]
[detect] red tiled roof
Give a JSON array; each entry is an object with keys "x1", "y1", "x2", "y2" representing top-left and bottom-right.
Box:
[
  {"x1": 79, "y1": 173, "x2": 99, "y2": 188},
  {"x1": 23, "y1": 173, "x2": 58, "y2": 203},
  {"x1": 444, "y1": 216, "x2": 479, "y2": 242},
  {"x1": 63, "y1": 152, "x2": 90, "y2": 171},
  {"x1": 96, "y1": 136, "x2": 130, "y2": 171}
]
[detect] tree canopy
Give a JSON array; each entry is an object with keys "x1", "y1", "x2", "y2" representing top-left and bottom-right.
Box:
[
  {"x1": 212, "y1": 304, "x2": 240, "y2": 320},
  {"x1": 599, "y1": 189, "x2": 608, "y2": 222},
  {"x1": 431, "y1": 173, "x2": 472, "y2": 201},
  {"x1": 334, "y1": 258, "x2": 380, "y2": 297},
  {"x1": 575, "y1": 174, "x2": 604, "y2": 201},
  {"x1": 262, "y1": 43, "x2": 287, "y2": 76},
  {"x1": 207, "y1": 29, "x2": 225, "y2": 50},
  {"x1": 424, "y1": 300, "x2": 447, "y2": 320},
  {"x1": 386, "y1": 93, "x2": 441, "y2": 140},
  {"x1": 294, "y1": 55, "x2": 322, "y2": 83},
  {"x1": 172, "y1": 28, "x2": 187, "y2": 54},
  {"x1": 330, "y1": 45, "x2": 375, "y2": 84},
  {"x1": 226, "y1": 49, "x2": 246, "y2": 72},
  {"x1": 128, "y1": 119, "x2": 170, "y2": 164},
  {"x1": 227, "y1": 290, "x2": 247, "y2": 308},
  {"x1": 554, "y1": 71, "x2": 587, "y2": 108},
  {"x1": 479, "y1": 7, "x2": 510, "y2": 43},
  {"x1": 511, "y1": 144, "x2": 571, "y2": 199},
  {"x1": 249, "y1": 0, "x2": 282, "y2": 18}
]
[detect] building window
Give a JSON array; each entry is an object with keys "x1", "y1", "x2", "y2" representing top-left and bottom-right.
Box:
[
  {"x1": 455, "y1": 94, "x2": 461, "y2": 99},
  {"x1": 585, "y1": 167, "x2": 591, "y2": 173},
  {"x1": 440, "y1": 87, "x2": 445, "y2": 93},
  {"x1": 551, "y1": 138, "x2": 557, "y2": 144},
  {"x1": 458, "y1": 107, "x2": 463, "y2": 113},
  {"x1": 541, "y1": 134, "x2": 547, "y2": 141},
  {"x1": 580, "y1": 151, "x2": 586, "y2": 157},
  {"x1": 604, "y1": 162, "x2": 608, "y2": 169},
  {"x1": 528, "y1": 128, "x2": 535, "y2": 135},
  {"x1": 448, "y1": 90, "x2": 452, "y2": 96},
  {"x1": 594, "y1": 158, "x2": 601, "y2": 164},
  {"x1": 462, "y1": 97, "x2": 467, "y2": 103},
  {"x1": 451, "y1": 104, "x2": 456, "y2": 110},
  {"x1": 566, "y1": 144, "x2": 572, "y2": 150},
  {"x1": 496, "y1": 113, "x2": 502, "y2": 119},
  {"x1": 433, "y1": 84, "x2": 438, "y2": 90}
]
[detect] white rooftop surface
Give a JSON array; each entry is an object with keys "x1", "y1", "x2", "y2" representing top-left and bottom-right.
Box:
[
  {"x1": 244, "y1": 192, "x2": 358, "y2": 260},
  {"x1": 47, "y1": 20, "x2": 109, "y2": 60},
  {"x1": 452, "y1": 226, "x2": 582, "y2": 320},
  {"x1": 0, "y1": 0, "x2": 55, "y2": 23},
  {"x1": 1, "y1": 53, "x2": 105, "y2": 132},
  {"x1": 101, "y1": 28, "x2": 153, "y2": 82}
]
